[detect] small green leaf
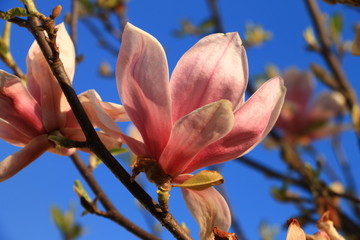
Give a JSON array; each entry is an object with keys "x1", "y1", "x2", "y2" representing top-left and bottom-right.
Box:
[
  {"x1": 0, "y1": 7, "x2": 30, "y2": 20},
  {"x1": 52, "y1": 206, "x2": 66, "y2": 232},
  {"x1": 329, "y1": 13, "x2": 343, "y2": 42},
  {"x1": 199, "y1": 18, "x2": 215, "y2": 30},
  {"x1": 98, "y1": 0, "x2": 124, "y2": 9},
  {"x1": 71, "y1": 225, "x2": 83, "y2": 238},
  {"x1": 88, "y1": 154, "x2": 102, "y2": 170},
  {"x1": 172, "y1": 170, "x2": 224, "y2": 191},
  {"x1": 51, "y1": 205, "x2": 83, "y2": 240},
  {"x1": 74, "y1": 180, "x2": 92, "y2": 203},
  {"x1": 109, "y1": 147, "x2": 127, "y2": 155},
  {"x1": 78, "y1": 0, "x2": 97, "y2": 14}
]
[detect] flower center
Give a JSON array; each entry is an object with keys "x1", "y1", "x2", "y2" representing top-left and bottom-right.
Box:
[{"x1": 131, "y1": 156, "x2": 172, "y2": 191}]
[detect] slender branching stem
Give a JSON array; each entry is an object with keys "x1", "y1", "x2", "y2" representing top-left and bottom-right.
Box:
[{"x1": 70, "y1": 152, "x2": 160, "y2": 240}]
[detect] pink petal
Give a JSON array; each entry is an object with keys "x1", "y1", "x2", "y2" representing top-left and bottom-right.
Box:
[
  {"x1": 64, "y1": 109, "x2": 80, "y2": 128},
  {"x1": 170, "y1": 32, "x2": 247, "y2": 121},
  {"x1": 282, "y1": 68, "x2": 313, "y2": 113},
  {"x1": 159, "y1": 100, "x2": 234, "y2": 177},
  {"x1": 78, "y1": 90, "x2": 130, "y2": 124},
  {"x1": 313, "y1": 232, "x2": 331, "y2": 240},
  {"x1": 0, "y1": 134, "x2": 51, "y2": 182},
  {"x1": 116, "y1": 23, "x2": 172, "y2": 160},
  {"x1": 0, "y1": 119, "x2": 31, "y2": 146},
  {"x1": 177, "y1": 174, "x2": 231, "y2": 240},
  {"x1": 277, "y1": 68, "x2": 313, "y2": 134},
  {"x1": 78, "y1": 90, "x2": 125, "y2": 135},
  {"x1": 275, "y1": 101, "x2": 308, "y2": 136},
  {"x1": 308, "y1": 91, "x2": 345, "y2": 122},
  {"x1": 316, "y1": 212, "x2": 346, "y2": 240},
  {"x1": 286, "y1": 218, "x2": 306, "y2": 240},
  {"x1": 0, "y1": 70, "x2": 44, "y2": 137},
  {"x1": 78, "y1": 89, "x2": 147, "y2": 156},
  {"x1": 26, "y1": 23, "x2": 75, "y2": 132},
  {"x1": 184, "y1": 77, "x2": 286, "y2": 173}
]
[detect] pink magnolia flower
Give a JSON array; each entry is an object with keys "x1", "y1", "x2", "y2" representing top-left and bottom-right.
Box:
[
  {"x1": 87, "y1": 23, "x2": 286, "y2": 239},
  {"x1": 0, "y1": 23, "x2": 125, "y2": 182},
  {"x1": 276, "y1": 68, "x2": 345, "y2": 144}
]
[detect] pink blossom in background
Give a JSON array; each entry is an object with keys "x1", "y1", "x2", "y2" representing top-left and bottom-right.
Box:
[
  {"x1": 286, "y1": 211, "x2": 344, "y2": 240},
  {"x1": 0, "y1": 23, "x2": 125, "y2": 182},
  {"x1": 276, "y1": 68, "x2": 346, "y2": 145},
  {"x1": 286, "y1": 218, "x2": 306, "y2": 240},
  {"x1": 88, "y1": 23, "x2": 286, "y2": 239}
]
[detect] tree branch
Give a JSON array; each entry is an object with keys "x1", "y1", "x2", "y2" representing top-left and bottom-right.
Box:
[
  {"x1": 207, "y1": 0, "x2": 224, "y2": 33},
  {"x1": 70, "y1": 152, "x2": 160, "y2": 240},
  {"x1": 304, "y1": 0, "x2": 360, "y2": 138},
  {"x1": 70, "y1": 0, "x2": 79, "y2": 47}
]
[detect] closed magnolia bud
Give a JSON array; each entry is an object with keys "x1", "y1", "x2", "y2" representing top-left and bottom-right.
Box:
[{"x1": 51, "y1": 5, "x2": 62, "y2": 19}]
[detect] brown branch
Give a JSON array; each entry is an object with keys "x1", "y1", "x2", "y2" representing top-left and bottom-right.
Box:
[
  {"x1": 80, "y1": 18, "x2": 119, "y2": 56},
  {"x1": 207, "y1": 0, "x2": 224, "y2": 33},
  {"x1": 20, "y1": 6, "x2": 191, "y2": 240},
  {"x1": 0, "y1": 22, "x2": 26, "y2": 79},
  {"x1": 98, "y1": 11, "x2": 122, "y2": 41},
  {"x1": 70, "y1": 0, "x2": 79, "y2": 47},
  {"x1": 322, "y1": 0, "x2": 360, "y2": 6},
  {"x1": 304, "y1": 0, "x2": 360, "y2": 137},
  {"x1": 70, "y1": 152, "x2": 160, "y2": 240},
  {"x1": 0, "y1": 52, "x2": 25, "y2": 79},
  {"x1": 236, "y1": 156, "x2": 309, "y2": 190}
]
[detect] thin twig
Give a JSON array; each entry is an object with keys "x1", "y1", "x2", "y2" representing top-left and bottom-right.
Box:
[
  {"x1": 304, "y1": 0, "x2": 360, "y2": 139},
  {"x1": 207, "y1": 0, "x2": 224, "y2": 33},
  {"x1": 70, "y1": 0, "x2": 79, "y2": 47},
  {"x1": 303, "y1": 145, "x2": 339, "y2": 182},
  {"x1": 331, "y1": 134, "x2": 360, "y2": 218},
  {"x1": 70, "y1": 152, "x2": 160, "y2": 240},
  {"x1": 80, "y1": 18, "x2": 119, "y2": 56},
  {"x1": 236, "y1": 156, "x2": 309, "y2": 190},
  {"x1": 0, "y1": 52, "x2": 25, "y2": 79},
  {"x1": 0, "y1": 22, "x2": 26, "y2": 79},
  {"x1": 98, "y1": 10, "x2": 122, "y2": 41},
  {"x1": 331, "y1": 135, "x2": 357, "y2": 192}
]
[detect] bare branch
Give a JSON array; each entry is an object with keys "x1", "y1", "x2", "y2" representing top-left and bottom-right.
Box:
[{"x1": 70, "y1": 152, "x2": 160, "y2": 240}]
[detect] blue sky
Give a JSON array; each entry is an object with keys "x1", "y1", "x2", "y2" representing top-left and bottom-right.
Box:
[{"x1": 1, "y1": 1, "x2": 360, "y2": 239}]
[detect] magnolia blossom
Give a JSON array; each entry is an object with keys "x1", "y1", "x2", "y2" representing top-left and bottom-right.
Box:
[
  {"x1": 276, "y1": 68, "x2": 345, "y2": 144},
  {"x1": 86, "y1": 23, "x2": 286, "y2": 239},
  {"x1": 0, "y1": 23, "x2": 125, "y2": 182},
  {"x1": 286, "y1": 212, "x2": 345, "y2": 240}
]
